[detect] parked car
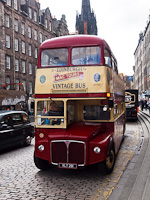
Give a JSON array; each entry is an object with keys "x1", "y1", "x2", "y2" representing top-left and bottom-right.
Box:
[{"x1": 0, "y1": 110, "x2": 34, "y2": 151}]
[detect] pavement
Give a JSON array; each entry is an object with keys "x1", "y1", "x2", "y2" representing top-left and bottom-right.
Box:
[{"x1": 109, "y1": 108, "x2": 150, "y2": 200}]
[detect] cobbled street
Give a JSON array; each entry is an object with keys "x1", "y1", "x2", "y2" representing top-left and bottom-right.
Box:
[{"x1": 0, "y1": 122, "x2": 140, "y2": 200}]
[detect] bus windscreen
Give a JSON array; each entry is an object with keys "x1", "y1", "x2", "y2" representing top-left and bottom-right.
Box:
[
  {"x1": 72, "y1": 46, "x2": 101, "y2": 65},
  {"x1": 41, "y1": 48, "x2": 68, "y2": 66}
]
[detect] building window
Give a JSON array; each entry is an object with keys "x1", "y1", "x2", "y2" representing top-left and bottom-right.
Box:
[
  {"x1": 45, "y1": 19, "x2": 48, "y2": 29},
  {"x1": 33, "y1": 11, "x2": 37, "y2": 22},
  {"x1": 14, "y1": 0, "x2": 18, "y2": 10},
  {"x1": 22, "y1": 80, "x2": 26, "y2": 92},
  {"x1": 14, "y1": 19, "x2": 18, "y2": 32},
  {"x1": 6, "y1": 56, "x2": 11, "y2": 69},
  {"x1": 29, "y1": 44, "x2": 32, "y2": 56},
  {"x1": 6, "y1": 0, "x2": 11, "y2": 6},
  {"x1": 6, "y1": 76, "x2": 10, "y2": 89},
  {"x1": 45, "y1": 35, "x2": 47, "y2": 41},
  {"x1": 28, "y1": 8, "x2": 32, "y2": 19},
  {"x1": 29, "y1": 63, "x2": 32, "y2": 74},
  {"x1": 35, "y1": 48, "x2": 38, "y2": 58},
  {"x1": 15, "y1": 79, "x2": 20, "y2": 90},
  {"x1": 21, "y1": 23, "x2": 25, "y2": 35},
  {"x1": 49, "y1": 21, "x2": 52, "y2": 31},
  {"x1": 29, "y1": 81, "x2": 32, "y2": 95},
  {"x1": 14, "y1": 39, "x2": 19, "y2": 51},
  {"x1": 22, "y1": 60, "x2": 26, "y2": 73},
  {"x1": 35, "y1": 66, "x2": 37, "y2": 73},
  {"x1": 40, "y1": 33, "x2": 43, "y2": 43},
  {"x1": 5, "y1": 14, "x2": 10, "y2": 28},
  {"x1": 6, "y1": 35, "x2": 10, "y2": 48},
  {"x1": 21, "y1": 41, "x2": 25, "y2": 54},
  {"x1": 34, "y1": 29, "x2": 37, "y2": 41},
  {"x1": 15, "y1": 59, "x2": 19, "y2": 72},
  {"x1": 28, "y1": 26, "x2": 32, "y2": 38}
]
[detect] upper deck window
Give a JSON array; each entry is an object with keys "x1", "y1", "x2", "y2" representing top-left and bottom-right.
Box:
[
  {"x1": 72, "y1": 46, "x2": 101, "y2": 65},
  {"x1": 104, "y1": 49, "x2": 111, "y2": 68},
  {"x1": 41, "y1": 48, "x2": 68, "y2": 66}
]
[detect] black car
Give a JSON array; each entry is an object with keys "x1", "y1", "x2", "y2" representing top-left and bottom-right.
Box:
[{"x1": 0, "y1": 110, "x2": 34, "y2": 151}]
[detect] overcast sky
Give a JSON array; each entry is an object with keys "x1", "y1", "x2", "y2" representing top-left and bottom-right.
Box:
[{"x1": 39, "y1": 0, "x2": 150, "y2": 76}]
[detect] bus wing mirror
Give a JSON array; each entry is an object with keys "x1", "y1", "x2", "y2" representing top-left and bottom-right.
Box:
[{"x1": 108, "y1": 100, "x2": 114, "y2": 108}]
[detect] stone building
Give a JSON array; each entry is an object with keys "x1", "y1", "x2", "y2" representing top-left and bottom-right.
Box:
[
  {"x1": 124, "y1": 75, "x2": 134, "y2": 89},
  {"x1": 134, "y1": 17, "x2": 150, "y2": 97},
  {"x1": 0, "y1": 0, "x2": 69, "y2": 99},
  {"x1": 76, "y1": 0, "x2": 97, "y2": 35},
  {"x1": 53, "y1": 14, "x2": 69, "y2": 37}
]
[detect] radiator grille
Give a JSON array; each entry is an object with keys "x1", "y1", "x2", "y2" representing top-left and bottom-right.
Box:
[{"x1": 51, "y1": 140, "x2": 86, "y2": 166}]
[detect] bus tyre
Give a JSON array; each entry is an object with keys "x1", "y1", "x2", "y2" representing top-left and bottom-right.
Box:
[
  {"x1": 100, "y1": 145, "x2": 116, "y2": 174},
  {"x1": 34, "y1": 153, "x2": 51, "y2": 170}
]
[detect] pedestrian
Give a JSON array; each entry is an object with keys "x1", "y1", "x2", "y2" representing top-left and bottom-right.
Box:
[
  {"x1": 147, "y1": 100, "x2": 150, "y2": 115},
  {"x1": 140, "y1": 99, "x2": 144, "y2": 111},
  {"x1": 144, "y1": 100, "x2": 147, "y2": 110}
]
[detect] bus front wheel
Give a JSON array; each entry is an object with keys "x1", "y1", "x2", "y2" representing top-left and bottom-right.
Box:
[
  {"x1": 99, "y1": 145, "x2": 116, "y2": 174},
  {"x1": 34, "y1": 153, "x2": 51, "y2": 170}
]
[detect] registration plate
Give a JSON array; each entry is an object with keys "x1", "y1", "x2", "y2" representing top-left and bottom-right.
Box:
[{"x1": 59, "y1": 163, "x2": 77, "y2": 169}]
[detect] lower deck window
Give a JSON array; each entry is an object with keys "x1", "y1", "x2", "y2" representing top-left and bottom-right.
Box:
[
  {"x1": 84, "y1": 105, "x2": 110, "y2": 120},
  {"x1": 37, "y1": 100, "x2": 64, "y2": 126}
]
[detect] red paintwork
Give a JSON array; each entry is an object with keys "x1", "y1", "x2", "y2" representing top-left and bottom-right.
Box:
[
  {"x1": 40, "y1": 35, "x2": 110, "y2": 50},
  {"x1": 35, "y1": 93, "x2": 124, "y2": 101},
  {"x1": 35, "y1": 121, "x2": 120, "y2": 165},
  {"x1": 35, "y1": 93, "x2": 110, "y2": 98}
]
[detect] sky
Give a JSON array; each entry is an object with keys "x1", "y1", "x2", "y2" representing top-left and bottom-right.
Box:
[{"x1": 39, "y1": 0, "x2": 150, "y2": 76}]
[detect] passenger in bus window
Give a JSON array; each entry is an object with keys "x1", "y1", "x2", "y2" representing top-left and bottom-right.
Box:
[
  {"x1": 50, "y1": 102, "x2": 58, "y2": 112},
  {"x1": 46, "y1": 102, "x2": 64, "y2": 116}
]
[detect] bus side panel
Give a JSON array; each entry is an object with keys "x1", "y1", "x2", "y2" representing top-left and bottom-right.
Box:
[
  {"x1": 113, "y1": 113, "x2": 125, "y2": 154},
  {"x1": 112, "y1": 71, "x2": 125, "y2": 97},
  {"x1": 88, "y1": 113, "x2": 125, "y2": 165}
]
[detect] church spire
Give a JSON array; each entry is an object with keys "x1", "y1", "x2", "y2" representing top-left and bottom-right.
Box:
[
  {"x1": 81, "y1": 0, "x2": 91, "y2": 21},
  {"x1": 76, "y1": 0, "x2": 98, "y2": 35}
]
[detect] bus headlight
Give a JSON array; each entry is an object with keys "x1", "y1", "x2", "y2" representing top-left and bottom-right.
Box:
[
  {"x1": 93, "y1": 147, "x2": 101, "y2": 153},
  {"x1": 38, "y1": 145, "x2": 44, "y2": 151}
]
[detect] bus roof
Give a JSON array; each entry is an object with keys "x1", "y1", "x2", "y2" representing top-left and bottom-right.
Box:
[{"x1": 40, "y1": 35, "x2": 111, "y2": 50}]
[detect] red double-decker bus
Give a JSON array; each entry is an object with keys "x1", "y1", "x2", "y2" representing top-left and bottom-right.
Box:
[{"x1": 34, "y1": 35, "x2": 125, "y2": 174}]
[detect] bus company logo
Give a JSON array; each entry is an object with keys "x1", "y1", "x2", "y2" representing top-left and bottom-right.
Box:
[
  {"x1": 94, "y1": 73, "x2": 100, "y2": 82},
  {"x1": 54, "y1": 72, "x2": 84, "y2": 82},
  {"x1": 125, "y1": 92, "x2": 135, "y2": 104},
  {"x1": 40, "y1": 75, "x2": 46, "y2": 84}
]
